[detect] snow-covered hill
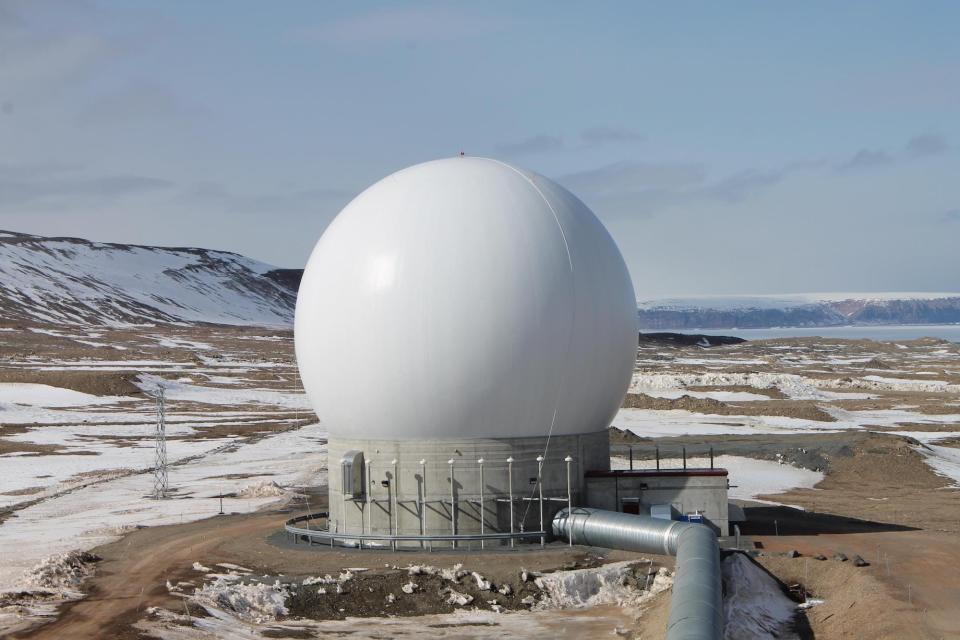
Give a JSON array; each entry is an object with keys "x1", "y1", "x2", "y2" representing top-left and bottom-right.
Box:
[
  {"x1": 0, "y1": 231, "x2": 296, "y2": 327},
  {"x1": 4, "y1": 228, "x2": 955, "y2": 332},
  {"x1": 638, "y1": 293, "x2": 960, "y2": 330}
]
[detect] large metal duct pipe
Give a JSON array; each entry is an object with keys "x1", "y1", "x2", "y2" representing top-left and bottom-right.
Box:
[{"x1": 552, "y1": 507, "x2": 722, "y2": 640}]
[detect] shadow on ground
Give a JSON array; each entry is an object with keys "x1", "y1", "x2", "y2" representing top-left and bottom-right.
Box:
[{"x1": 740, "y1": 505, "x2": 918, "y2": 536}]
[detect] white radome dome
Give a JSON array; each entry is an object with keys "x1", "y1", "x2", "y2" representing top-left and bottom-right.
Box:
[{"x1": 295, "y1": 157, "x2": 637, "y2": 440}]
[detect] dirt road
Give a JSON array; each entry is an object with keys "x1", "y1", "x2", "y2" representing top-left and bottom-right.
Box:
[
  {"x1": 12, "y1": 498, "x2": 955, "y2": 640},
  {"x1": 12, "y1": 512, "x2": 277, "y2": 640},
  {"x1": 13, "y1": 506, "x2": 640, "y2": 639}
]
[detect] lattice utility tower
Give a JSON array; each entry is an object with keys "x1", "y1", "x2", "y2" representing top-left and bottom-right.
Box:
[{"x1": 153, "y1": 385, "x2": 169, "y2": 499}]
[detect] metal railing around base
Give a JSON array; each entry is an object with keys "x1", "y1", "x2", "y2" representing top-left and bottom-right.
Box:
[{"x1": 284, "y1": 512, "x2": 547, "y2": 550}]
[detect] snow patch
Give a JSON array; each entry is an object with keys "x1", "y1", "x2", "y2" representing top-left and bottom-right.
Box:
[
  {"x1": 194, "y1": 578, "x2": 288, "y2": 622},
  {"x1": 834, "y1": 376, "x2": 960, "y2": 394},
  {"x1": 535, "y1": 561, "x2": 669, "y2": 609},
  {"x1": 235, "y1": 480, "x2": 287, "y2": 498},
  {"x1": 918, "y1": 444, "x2": 960, "y2": 486},
  {"x1": 23, "y1": 551, "x2": 99, "y2": 598},
  {"x1": 0, "y1": 383, "x2": 128, "y2": 408},
  {"x1": 722, "y1": 553, "x2": 799, "y2": 640},
  {"x1": 611, "y1": 455, "x2": 824, "y2": 502},
  {"x1": 136, "y1": 374, "x2": 311, "y2": 409},
  {"x1": 471, "y1": 572, "x2": 493, "y2": 591},
  {"x1": 632, "y1": 372, "x2": 834, "y2": 401},
  {"x1": 0, "y1": 423, "x2": 326, "y2": 596},
  {"x1": 405, "y1": 563, "x2": 469, "y2": 582},
  {"x1": 441, "y1": 587, "x2": 474, "y2": 606},
  {"x1": 641, "y1": 389, "x2": 772, "y2": 402}
]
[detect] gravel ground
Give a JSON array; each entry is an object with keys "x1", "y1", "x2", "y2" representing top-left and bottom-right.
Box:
[{"x1": 3, "y1": 324, "x2": 960, "y2": 638}]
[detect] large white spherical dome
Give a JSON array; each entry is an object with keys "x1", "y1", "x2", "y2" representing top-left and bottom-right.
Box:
[{"x1": 295, "y1": 157, "x2": 636, "y2": 440}]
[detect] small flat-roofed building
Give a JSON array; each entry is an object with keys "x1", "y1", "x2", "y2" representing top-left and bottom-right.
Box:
[{"x1": 584, "y1": 468, "x2": 730, "y2": 536}]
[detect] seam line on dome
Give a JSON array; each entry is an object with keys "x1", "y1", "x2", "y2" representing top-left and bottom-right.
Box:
[
  {"x1": 479, "y1": 158, "x2": 574, "y2": 273},
  {"x1": 480, "y1": 158, "x2": 577, "y2": 526}
]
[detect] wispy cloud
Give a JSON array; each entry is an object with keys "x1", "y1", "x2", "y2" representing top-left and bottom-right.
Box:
[
  {"x1": 941, "y1": 209, "x2": 960, "y2": 223},
  {"x1": 0, "y1": 3, "x2": 119, "y2": 100},
  {"x1": 838, "y1": 148, "x2": 895, "y2": 171},
  {"x1": 0, "y1": 164, "x2": 172, "y2": 209},
  {"x1": 299, "y1": 6, "x2": 508, "y2": 46},
  {"x1": 579, "y1": 126, "x2": 644, "y2": 148},
  {"x1": 495, "y1": 134, "x2": 564, "y2": 157},
  {"x1": 495, "y1": 125, "x2": 643, "y2": 157},
  {"x1": 76, "y1": 85, "x2": 204, "y2": 126},
  {"x1": 559, "y1": 161, "x2": 706, "y2": 195},
  {"x1": 175, "y1": 182, "x2": 353, "y2": 217},
  {"x1": 838, "y1": 133, "x2": 950, "y2": 172},
  {"x1": 700, "y1": 169, "x2": 784, "y2": 204},
  {"x1": 905, "y1": 132, "x2": 949, "y2": 157},
  {"x1": 556, "y1": 160, "x2": 803, "y2": 218}
]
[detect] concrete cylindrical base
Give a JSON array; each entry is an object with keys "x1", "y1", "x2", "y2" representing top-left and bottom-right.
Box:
[{"x1": 327, "y1": 431, "x2": 609, "y2": 548}]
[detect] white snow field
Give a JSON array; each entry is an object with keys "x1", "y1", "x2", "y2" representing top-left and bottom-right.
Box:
[
  {"x1": 613, "y1": 406, "x2": 960, "y2": 439},
  {"x1": 0, "y1": 374, "x2": 311, "y2": 504},
  {"x1": 631, "y1": 370, "x2": 960, "y2": 400},
  {"x1": 137, "y1": 373, "x2": 312, "y2": 410},
  {"x1": 888, "y1": 430, "x2": 960, "y2": 486},
  {"x1": 0, "y1": 324, "x2": 319, "y2": 627},
  {"x1": 615, "y1": 403, "x2": 960, "y2": 486},
  {"x1": 0, "y1": 422, "x2": 327, "y2": 596},
  {"x1": 0, "y1": 436, "x2": 223, "y2": 509},
  {"x1": 610, "y1": 455, "x2": 824, "y2": 502},
  {"x1": 921, "y1": 445, "x2": 960, "y2": 486},
  {"x1": 614, "y1": 408, "x2": 829, "y2": 438},
  {"x1": 639, "y1": 388, "x2": 772, "y2": 402},
  {"x1": 624, "y1": 339, "x2": 960, "y2": 486},
  {"x1": 0, "y1": 383, "x2": 131, "y2": 407}
]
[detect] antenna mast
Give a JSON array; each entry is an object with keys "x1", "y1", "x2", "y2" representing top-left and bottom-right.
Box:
[{"x1": 153, "y1": 385, "x2": 169, "y2": 499}]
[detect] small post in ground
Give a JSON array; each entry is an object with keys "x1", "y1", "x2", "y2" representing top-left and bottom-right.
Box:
[
  {"x1": 478, "y1": 457, "x2": 485, "y2": 549},
  {"x1": 564, "y1": 455, "x2": 573, "y2": 546},
  {"x1": 391, "y1": 458, "x2": 398, "y2": 552},
  {"x1": 507, "y1": 456, "x2": 515, "y2": 548},
  {"x1": 536, "y1": 455, "x2": 545, "y2": 547},
  {"x1": 448, "y1": 458, "x2": 456, "y2": 548}
]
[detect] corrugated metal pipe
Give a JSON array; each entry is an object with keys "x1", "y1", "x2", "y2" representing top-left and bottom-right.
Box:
[{"x1": 552, "y1": 507, "x2": 722, "y2": 640}]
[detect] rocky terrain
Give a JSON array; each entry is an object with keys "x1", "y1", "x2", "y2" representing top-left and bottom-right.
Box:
[{"x1": 0, "y1": 320, "x2": 957, "y2": 638}]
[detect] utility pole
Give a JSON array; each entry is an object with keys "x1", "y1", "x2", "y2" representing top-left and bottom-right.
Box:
[{"x1": 153, "y1": 385, "x2": 169, "y2": 499}]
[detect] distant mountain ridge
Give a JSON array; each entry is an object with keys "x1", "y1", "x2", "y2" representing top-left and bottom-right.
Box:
[
  {"x1": 3, "y1": 229, "x2": 956, "y2": 331},
  {"x1": 0, "y1": 230, "x2": 297, "y2": 327},
  {"x1": 637, "y1": 293, "x2": 960, "y2": 330}
]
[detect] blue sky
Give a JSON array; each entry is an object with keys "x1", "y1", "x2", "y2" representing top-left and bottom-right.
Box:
[{"x1": 1, "y1": 1, "x2": 958, "y2": 296}]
